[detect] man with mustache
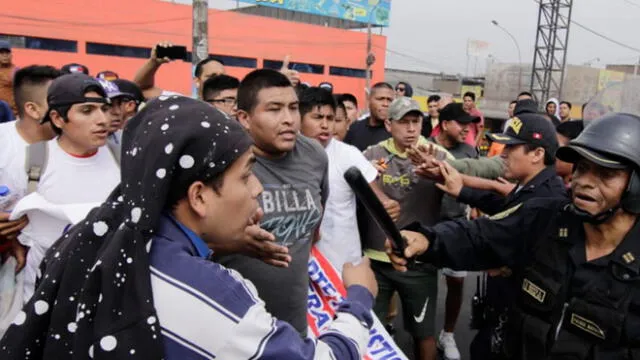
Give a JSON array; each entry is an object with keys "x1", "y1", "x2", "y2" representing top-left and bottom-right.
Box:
[{"x1": 390, "y1": 113, "x2": 640, "y2": 359}]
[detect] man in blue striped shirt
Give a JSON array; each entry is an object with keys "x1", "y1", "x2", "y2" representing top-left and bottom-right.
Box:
[{"x1": 148, "y1": 107, "x2": 378, "y2": 359}]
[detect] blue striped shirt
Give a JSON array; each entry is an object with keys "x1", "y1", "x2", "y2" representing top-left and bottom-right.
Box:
[{"x1": 148, "y1": 215, "x2": 374, "y2": 359}]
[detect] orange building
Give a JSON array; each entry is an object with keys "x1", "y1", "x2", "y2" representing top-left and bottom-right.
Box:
[{"x1": 1, "y1": 0, "x2": 387, "y2": 103}]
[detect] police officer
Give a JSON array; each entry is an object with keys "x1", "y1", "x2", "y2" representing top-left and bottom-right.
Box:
[
  {"x1": 433, "y1": 111, "x2": 567, "y2": 359},
  {"x1": 387, "y1": 112, "x2": 640, "y2": 360}
]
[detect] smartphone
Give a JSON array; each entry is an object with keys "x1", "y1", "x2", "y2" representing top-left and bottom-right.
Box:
[{"x1": 156, "y1": 45, "x2": 187, "y2": 61}]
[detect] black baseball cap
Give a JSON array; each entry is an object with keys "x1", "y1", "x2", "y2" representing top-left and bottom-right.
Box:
[
  {"x1": 61, "y1": 63, "x2": 90, "y2": 75},
  {"x1": 439, "y1": 102, "x2": 480, "y2": 124},
  {"x1": 41, "y1": 73, "x2": 109, "y2": 124},
  {"x1": 486, "y1": 112, "x2": 558, "y2": 154},
  {"x1": 113, "y1": 79, "x2": 145, "y2": 103},
  {"x1": 556, "y1": 119, "x2": 584, "y2": 140}
]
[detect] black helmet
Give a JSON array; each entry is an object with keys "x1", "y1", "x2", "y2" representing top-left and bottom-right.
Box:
[{"x1": 557, "y1": 112, "x2": 640, "y2": 221}]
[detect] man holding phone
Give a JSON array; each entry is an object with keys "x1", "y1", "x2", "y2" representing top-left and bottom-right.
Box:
[{"x1": 133, "y1": 41, "x2": 225, "y2": 100}]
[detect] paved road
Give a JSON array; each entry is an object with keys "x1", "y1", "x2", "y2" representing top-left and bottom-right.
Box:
[{"x1": 390, "y1": 272, "x2": 480, "y2": 360}]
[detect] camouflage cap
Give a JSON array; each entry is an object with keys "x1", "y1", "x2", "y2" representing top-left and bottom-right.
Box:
[{"x1": 389, "y1": 96, "x2": 423, "y2": 121}]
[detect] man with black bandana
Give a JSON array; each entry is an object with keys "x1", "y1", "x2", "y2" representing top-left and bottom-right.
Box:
[
  {"x1": 387, "y1": 112, "x2": 640, "y2": 360},
  {"x1": 0, "y1": 96, "x2": 379, "y2": 360}
]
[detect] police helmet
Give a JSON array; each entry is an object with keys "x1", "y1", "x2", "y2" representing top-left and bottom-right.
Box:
[{"x1": 557, "y1": 113, "x2": 640, "y2": 215}]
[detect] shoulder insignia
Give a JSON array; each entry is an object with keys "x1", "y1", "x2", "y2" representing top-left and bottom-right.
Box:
[
  {"x1": 623, "y1": 252, "x2": 635, "y2": 264},
  {"x1": 489, "y1": 203, "x2": 523, "y2": 221}
]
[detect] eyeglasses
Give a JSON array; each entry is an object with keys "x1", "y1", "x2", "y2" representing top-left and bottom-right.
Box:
[
  {"x1": 205, "y1": 97, "x2": 237, "y2": 106},
  {"x1": 396, "y1": 87, "x2": 405, "y2": 92}
]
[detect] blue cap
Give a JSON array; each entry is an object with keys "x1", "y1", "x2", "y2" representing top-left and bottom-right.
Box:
[
  {"x1": 0, "y1": 185, "x2": 10, "y2": 196},
  {"x1": 0, "y1": 40, "x2": 11, "y2": 51}
]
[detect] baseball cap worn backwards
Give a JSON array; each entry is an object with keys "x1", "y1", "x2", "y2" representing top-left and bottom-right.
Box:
[
  {"x1": 439, "y1": 102, "x2": 480, "y2": 124},
  {"x1": 389, "y1": 97, "x2": 423, "y2": 121},
  {"x1": 42, "y1": 73, "x2": 109, "y2": 124}
]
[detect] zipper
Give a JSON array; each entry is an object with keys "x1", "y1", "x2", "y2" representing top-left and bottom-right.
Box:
[{"x1": 554, "y1": 302, "x2": 569, "y2": 341}]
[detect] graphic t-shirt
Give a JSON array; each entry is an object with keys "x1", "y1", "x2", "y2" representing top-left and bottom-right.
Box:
[{"x1": 215, "y1": 135, "x2": 329, "y2": 334}]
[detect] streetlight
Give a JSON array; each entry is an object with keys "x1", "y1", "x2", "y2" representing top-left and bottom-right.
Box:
[{"x1": 491, "y1": 20, "x2": 523, "y2": 91}]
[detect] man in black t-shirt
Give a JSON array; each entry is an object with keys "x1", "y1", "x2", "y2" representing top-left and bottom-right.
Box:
[{"x1": 344, "y1": 82, "x2": 394, "y2": 151}]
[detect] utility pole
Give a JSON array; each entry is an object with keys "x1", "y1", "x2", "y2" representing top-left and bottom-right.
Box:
[
  {"x1": 192, "y1": 0, "x2": 208, "y2": 98},
  {"x1": 365, "y1": 3, "x2": 378, "y2": 100},
  {"x1": 634, "y1": 56, "x2": 639, "y2": 77}
]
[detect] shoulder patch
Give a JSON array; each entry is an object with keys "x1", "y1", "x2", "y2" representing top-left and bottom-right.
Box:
[{"x1": 489, "y1": 203, "x2": 523, "y2": 220}]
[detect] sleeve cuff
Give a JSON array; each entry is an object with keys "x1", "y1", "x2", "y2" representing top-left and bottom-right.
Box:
[
  {"x1": 337, "y1": 285, "x2": 375, "y2": 329},
  {"x1": 457, "y1": 186, "x2": 474, "y2": 204},
  {"x1": 345, "y1": 285, "x2": 374, "y2": 309}
]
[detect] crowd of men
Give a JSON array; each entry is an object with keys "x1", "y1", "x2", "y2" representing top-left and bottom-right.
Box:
[{"x1": 0, "y1": 38, "x2": 638, "y2": 360}]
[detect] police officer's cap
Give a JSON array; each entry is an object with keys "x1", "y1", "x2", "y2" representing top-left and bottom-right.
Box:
[
  {"x1": 486, "y1": 112, "x2": 558, "y2": 155},
  {"x1": 556, "y1": 113, "x2": 640, "y2": 170}
]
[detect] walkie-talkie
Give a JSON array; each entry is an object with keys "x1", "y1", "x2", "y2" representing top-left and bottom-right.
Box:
[{"x1": 470, "y1": 274, "x2": 485, "y2": 329}]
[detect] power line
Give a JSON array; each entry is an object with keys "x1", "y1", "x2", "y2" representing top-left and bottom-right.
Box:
[
  {"x1": 622, "y1": 0, "x2": 640, "y2": 8},
  {"x1": 380, "y1": 46, "x2": 456, "y2": 73},
  {"x1": 567, "y1": 18, "x2": 640, "y2": 53}
]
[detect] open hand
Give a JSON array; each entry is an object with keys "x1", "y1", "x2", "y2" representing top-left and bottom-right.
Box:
[
  {"x1": 280, "y1": 55, "x2": 300, "y2": 87},
  {"x1": 435, "y1": 161, "x2": 464, "y2": 197},
  {"x1": 211, "y1": 208, "x2": 291, "y2": 268},
  {"x1": 493, "y1": 177, "x2": 517, "y2": 196}
]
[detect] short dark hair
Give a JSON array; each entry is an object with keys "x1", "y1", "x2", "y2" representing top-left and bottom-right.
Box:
[
  {"x1": 510, "y1": 100, "x2": 518, "y2": 105},
  {"x1": 299, "y1": 87, "x2": 336, "y2": 119},
  {"x1": 194, "y1": 58, "x2": 224, "y2": 78},
  {"x1": 517, "y1": 91, "x2": 533, "y2": 99},
  {"x1": 463, "y1": 91, "x2": 476, "y2": 101},
  {"x1": 523, "y1": 143, "x2": 555, "y2": 166},
  {"x1": 238, "y1": 69, "x2": 292, "y2": 113},
  {"x1": 427, "y1": 95, "x2": 441, "y2": 104},
  {"x1": 202, "y1": 75, "x2": 240, "y2": 100},
  {"x1": 335, "y1": 100, "x2": 346, "y2": 116},
  {"x1": 371, "y1": 82, "x2": 394, "y2": 94},
  {"x1": 560, "y1": 101, "x2": 572, "y2": 109},
  {"x1": 166, "y1": 169, "x2": 226, "y2": 210},
  {"x1": 49, "y1": 84, "x2": 105, "y2": 136},
  {"x1": 338, "y1": 93, "x2": 358, "y2": 108},
  {"x1": 13, "y1": 65, "x2": 61, "y2": 118}
]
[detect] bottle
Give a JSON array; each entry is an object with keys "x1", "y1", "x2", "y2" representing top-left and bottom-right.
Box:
[{"x1": 0, "y1": 185, "x2": 17, "y2": 212}]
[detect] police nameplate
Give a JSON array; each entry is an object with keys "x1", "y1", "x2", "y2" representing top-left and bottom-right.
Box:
[
  {"x1": 570, "y1": 313, "x2": 605, "y2": 340},
  {"x1": 522, "y1": 278, "x2": 546, "y2": 303}
]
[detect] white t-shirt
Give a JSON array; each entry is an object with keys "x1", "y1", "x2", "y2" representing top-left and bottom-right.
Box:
[
  {"x1": 16, "y1": 139, "x2": 120, "y2": 301},
  {"x1": 317, "y1": 139, "x2": 377, "y2": 273},
  {"x1": 0, "y1": 121, "x2": 28, "y2": 203}
]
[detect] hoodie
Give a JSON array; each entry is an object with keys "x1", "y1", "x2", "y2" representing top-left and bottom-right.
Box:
[
  {"x1": 546, "y1": 97, "x2": 560, "y2": 118},
  {"x1": 397, "y1": 81, "x2": 414, "y2": 97}
]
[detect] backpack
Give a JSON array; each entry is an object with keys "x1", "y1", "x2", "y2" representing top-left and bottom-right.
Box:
[{"x1": 25, "y1": 140, "x2": 121, "y2": 194}]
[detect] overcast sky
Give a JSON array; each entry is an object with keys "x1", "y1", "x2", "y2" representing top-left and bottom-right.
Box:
[{"x1": 204, "y1": 0, "x2": 640, "y2": 74}]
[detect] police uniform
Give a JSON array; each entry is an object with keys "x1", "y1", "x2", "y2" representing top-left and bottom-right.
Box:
[
  {"x1": 459, "y1": 113, "x2": 567, "y2": 359},
  {"x1": 406, "y1": 113, "x2": 640, "y2": 359}
]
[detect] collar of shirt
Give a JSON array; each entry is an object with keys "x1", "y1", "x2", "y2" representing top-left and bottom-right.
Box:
[
  {"x1": 510, "y1": 166, "x2": 562, "y2": 196},
  {"x1": 166, "y1": 214, "x2": 212, "y2": 259},
  {"x1": 565, "y1": 217, "x2": 640, "y2": 276}
]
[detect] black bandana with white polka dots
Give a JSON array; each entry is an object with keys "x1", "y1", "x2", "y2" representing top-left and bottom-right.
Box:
[{"x1": 0, "y1": 95, "x2": 252, "y2": 359}]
